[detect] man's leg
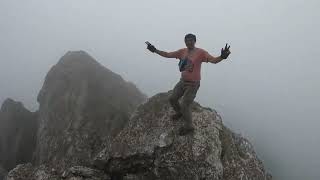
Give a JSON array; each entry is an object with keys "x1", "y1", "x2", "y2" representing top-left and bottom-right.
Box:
[
  {"x1": 169, "y1": 80, "x2": 185, "y2": 119},
  {"x1": 179, "y1": 82, "x2": 200, "y2": 135}
]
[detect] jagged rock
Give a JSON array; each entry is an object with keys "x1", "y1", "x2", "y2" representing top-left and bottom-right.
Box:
[
  {"x1": 94, "y1": 92, "x2": 271, "y2": 179},
  {"x1": 5, "y1": 164, "x2": 110, "y2": 180},
  {"x1": 220, "y1": 126, "x2": 272, "y2": 180},
  {"x1": 94, "y1": 92, "x2": 222, "y2": 179},
  {"x1": 34, "y1": 51, "x2": 147, "y2": 170},
  {"x1": 0, "y1": 99, "x2": 38, "y2": 171},
  {"x1": 64, "y1": 166, "x2": 110, "y2": 180},
  {"x1": 5, "y1": 163, "x2": 36, "y2": 180}
]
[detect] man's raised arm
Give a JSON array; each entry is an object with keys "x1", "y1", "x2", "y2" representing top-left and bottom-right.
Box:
[
  {"x1": 206, "y1": 53, "x2": 224, "y2": 64},
  {"x1": 205, "y1": 43, "x2": 231, "y2": 64},
  {"x1": 146, "y1": 41, "x2": 181, "y2": 59},
  {"x1": 155, "y1": 49, "x2": 181, "y2": 59}
]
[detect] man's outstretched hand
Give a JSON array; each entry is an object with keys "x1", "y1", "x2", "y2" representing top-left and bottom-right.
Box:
[
  {"x1": 220, "y1": 43, "x2": 231, "y2": 59},
  {"x1": 145, "y1": 41, "x2": 157, "y2": 53}
]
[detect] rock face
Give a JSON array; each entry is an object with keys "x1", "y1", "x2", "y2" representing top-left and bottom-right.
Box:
[
  {"x1": 0, "y1": 98, "x2": 38, "y2": 171},
  {"x1": 220, "y1": 126, "x2": 272, "y2": 180},
  {"x1": 94, "y1": 92, "x2": 272, "y2": 179},
  {"x1": 5, "y1": 163, "x2": 110, "y2": 180},
  {"x1": 34, "y1": 51, "x2": 147, "y2": 169}
]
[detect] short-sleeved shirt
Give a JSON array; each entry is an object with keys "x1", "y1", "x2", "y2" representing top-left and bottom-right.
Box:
[{"x1": 168, "y1": 48, "x2": 210, "y2": 81}]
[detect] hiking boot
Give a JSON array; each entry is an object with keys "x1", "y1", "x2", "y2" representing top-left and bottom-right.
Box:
[
  {"x1": 178, "y1": 126, "x2": 195, "y2": 136},
  {"x1": 171, "y1": 113, "x2": 182, "y2": 121}
]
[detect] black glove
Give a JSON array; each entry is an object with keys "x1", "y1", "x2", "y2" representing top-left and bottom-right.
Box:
[
  {"x1": 145, "y1": 41, "x2": 157, "y2": 53},
  {"x1": 220, "y1": 43, "x2": 231, "y2": 59}
]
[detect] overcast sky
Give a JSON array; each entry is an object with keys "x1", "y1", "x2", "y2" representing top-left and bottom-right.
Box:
[{"x1": 0, "y1": 0, "x2": 319, "y2": 179}]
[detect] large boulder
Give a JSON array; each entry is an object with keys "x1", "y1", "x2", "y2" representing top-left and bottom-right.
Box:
[
  {"x1": 94, "y1": 92, "x2": 271, "y2": 179},
  {"x1": 34, "y1": 51, "x2": 147, "y2": 169},
  {"x1": 0, "y1": 99, "x2": 38, "y2": 171}
]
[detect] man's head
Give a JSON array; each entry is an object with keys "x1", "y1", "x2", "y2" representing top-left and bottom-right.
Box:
[{"x1": 184, "y1": 33, "x2": 196, "y2": 49}]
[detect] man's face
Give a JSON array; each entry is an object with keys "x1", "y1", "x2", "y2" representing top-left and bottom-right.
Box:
[{"x1": 185, "y1": 38, "x2": 196, "y2": 49}]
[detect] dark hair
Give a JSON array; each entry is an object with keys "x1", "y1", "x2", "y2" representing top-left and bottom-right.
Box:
[{"x1": 184, "y1": 33, "x2": 196, "y2": 42}]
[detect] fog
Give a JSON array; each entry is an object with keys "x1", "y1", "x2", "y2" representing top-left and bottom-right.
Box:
[{"x1": 0, "y1": 0, "x2": 319, "y2": 179}]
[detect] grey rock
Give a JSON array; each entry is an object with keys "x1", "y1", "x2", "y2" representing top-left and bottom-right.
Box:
[
  {"x1": 5, "y1": 164, "x2": 110, "y2": 180},
  {"x1": 95, "y1": 92, "x2": 220, "y2": 179},
  {"x1": 0, "y1": 99, "x2": 38, "y2": 171},
  {"x1": 67, "y1": 166, "x2": 109, "y2": 179},
  {"x1": 94, "y1": 92, "x2": 271, "y2": 179},
  {"x1": 220, "y1": 126, "x2": 272, "y2": 180},
  {"x1": 34, "y1": 51, "x2": 147, "y2": 169},
  {"x1": 5, "y1": 163, "x2": 40, "y2": 180}
]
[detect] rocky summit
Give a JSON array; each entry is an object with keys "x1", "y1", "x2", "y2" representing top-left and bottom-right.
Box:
[
  {"x1": 94, "y1": 92, "x2": 272, "y2": 180},
  {"x1": 3, "y1": 51, "x2": 271, "y2": 180}
]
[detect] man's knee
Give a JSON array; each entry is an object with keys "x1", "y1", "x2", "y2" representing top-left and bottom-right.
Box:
[
  {"x1": 180, "y1": 100, "x2": 191, "y2": 112},
  {"x1": 169, "y1": 95, "x2": 178, "y2": 105}
]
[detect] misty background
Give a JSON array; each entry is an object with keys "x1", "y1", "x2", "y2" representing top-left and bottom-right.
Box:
[{"x1": 0, "y1": 0, "x2": 319, "y2": 179}]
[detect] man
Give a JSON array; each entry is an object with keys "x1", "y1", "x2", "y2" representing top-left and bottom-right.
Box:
[{"x1": 146, "y1": 33, "x2": 231, "y2": 135}]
